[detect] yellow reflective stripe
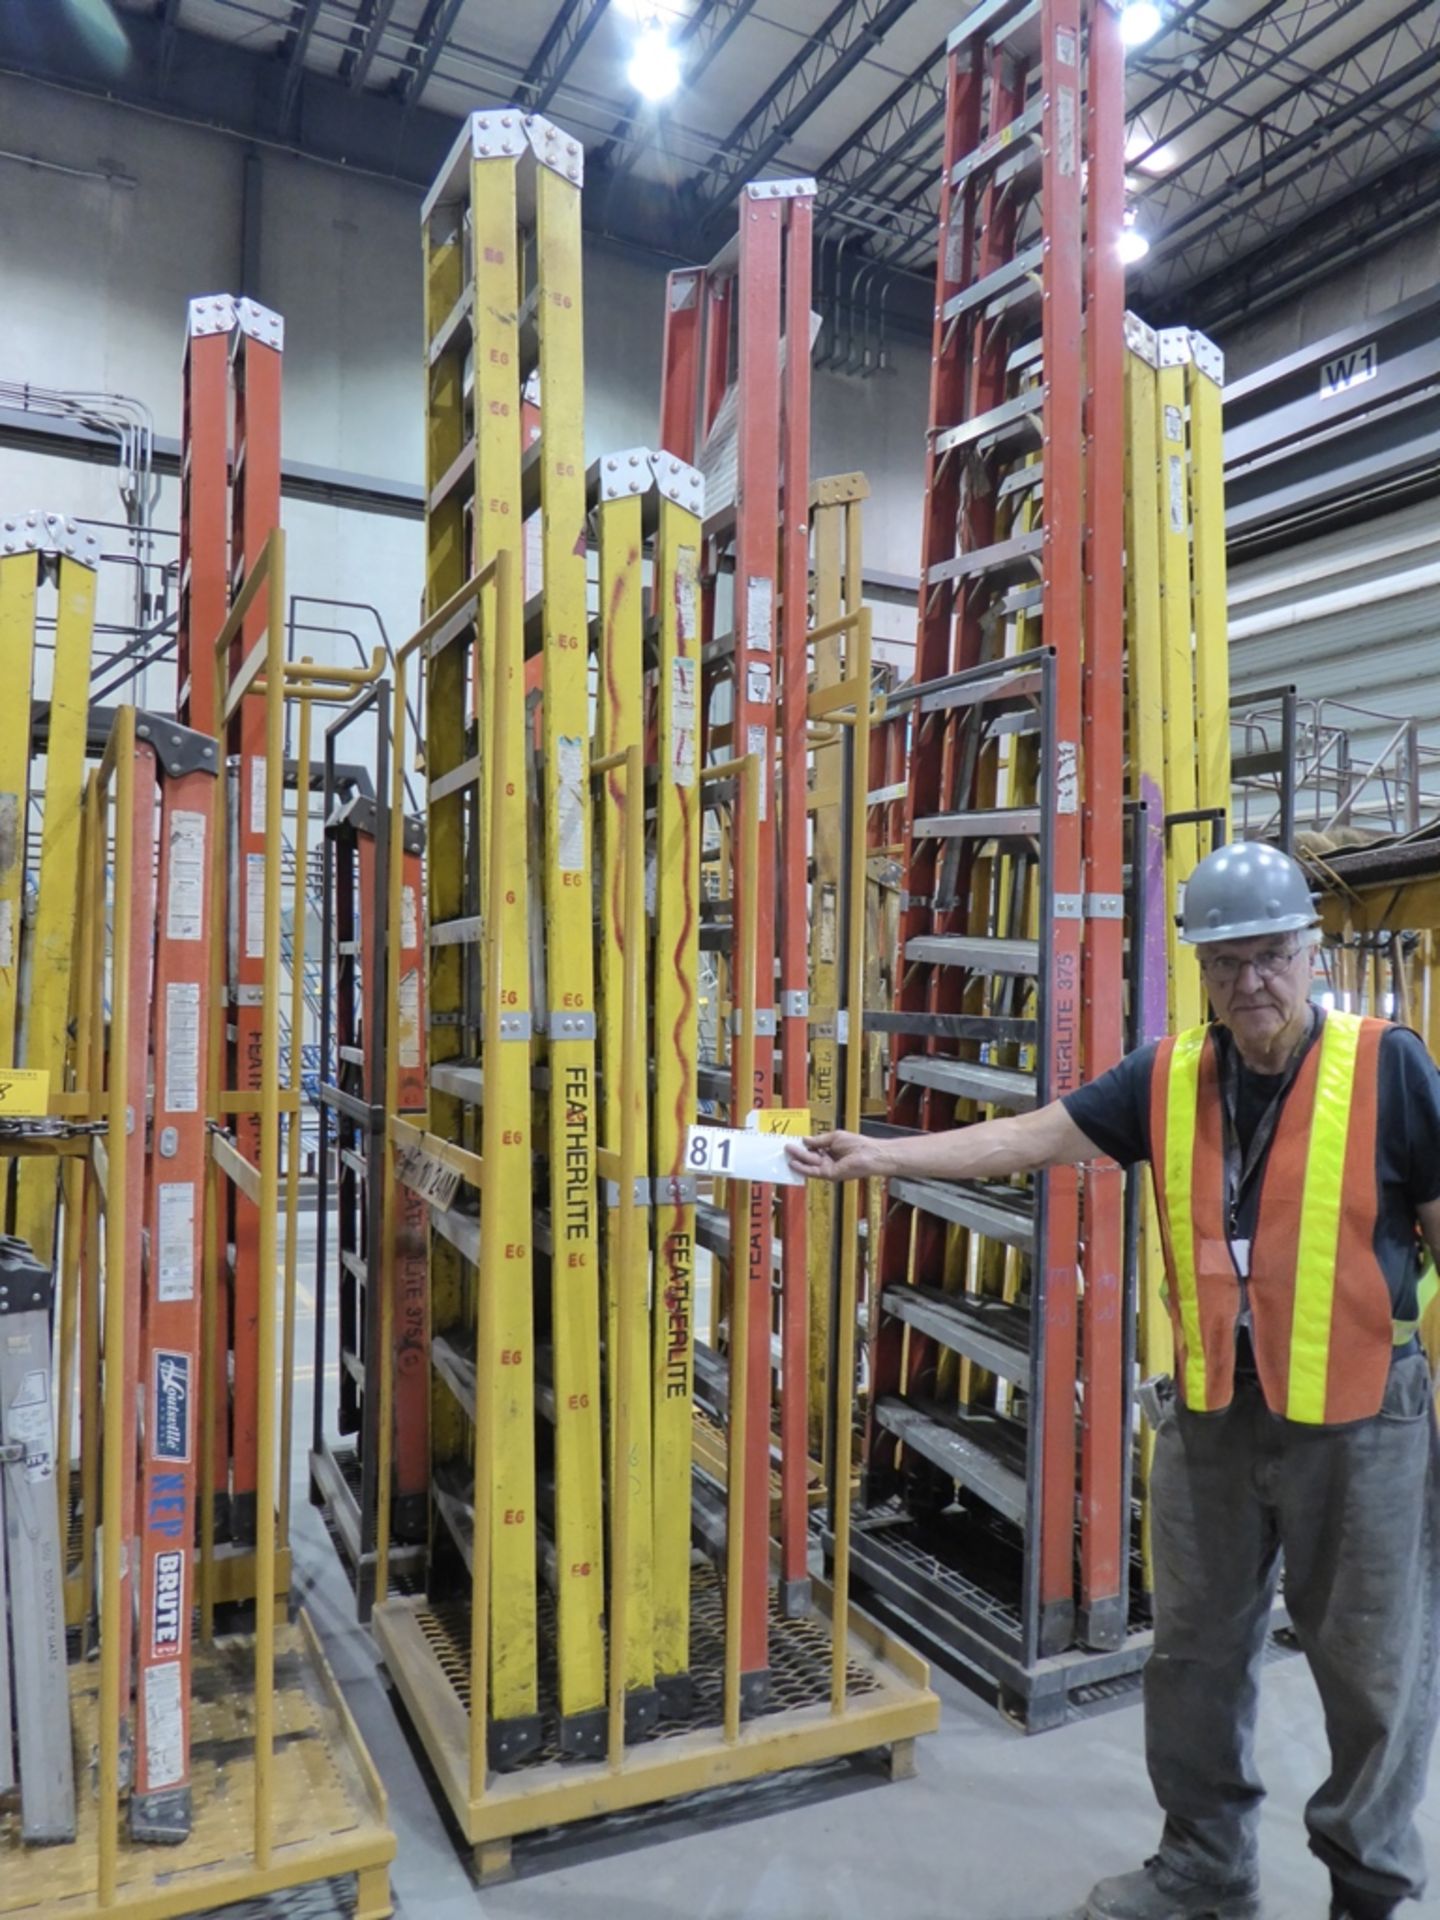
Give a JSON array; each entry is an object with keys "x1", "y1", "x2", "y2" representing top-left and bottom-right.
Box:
[
  {"x1": 1164, "y1": 1025, "x2": 1211, "y2": 1410},
  {"x1": 1287, "y1": 1011, "x2": 1363, "y2": 1422}
]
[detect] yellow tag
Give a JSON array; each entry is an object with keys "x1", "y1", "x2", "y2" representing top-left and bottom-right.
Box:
[
  {"x1": 753, "y1": 1108, "x2": 811, "y2": 1138},
  {"x1": 0, "y1": 1069, "x2": 50, "y2": 1116}
]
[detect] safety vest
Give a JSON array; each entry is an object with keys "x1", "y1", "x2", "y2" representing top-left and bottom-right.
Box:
[{"x1": 1149, "y1": 1010, "x2": 1433, "y2": 1426}]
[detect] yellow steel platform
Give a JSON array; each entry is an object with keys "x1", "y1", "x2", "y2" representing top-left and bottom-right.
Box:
[
  {"x1": 373, "y1": 1562, "x2": 938, "y2": 1877},
  {"x1": 0, "y1": 1614, "x2": 394, "y2": 1920}
]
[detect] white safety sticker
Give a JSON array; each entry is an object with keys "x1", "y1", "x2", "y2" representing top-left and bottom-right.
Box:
[
  {"x1": 746, "y1": 663, "x2": 772, "y2": 708},
  {"x1": 398, "y1": 967, "x2": 421, "y2": 1069},
  {"x1": 556, "y1": 736, "x2": 585, "y2": 873},
  {"x1": 1168, "y1": 454, "x2": 1186, "y2": 532},
  {"x1": 1057, "y1": 740, "x2": 1079, "y2": 815},
  {"x1": 165, "y1": 809, "x2": 207, "y2": 942},
  {"x1": 819, "y1": 883, "x2": 837, "y2": 966},
  {"x1": 164, "y1": 981, "x2": 201, "y2": 1114},
  {"x1": 401, "y1": 883, "x2": 419, "y2": 952},
  {"x1": 1163, "y1": 403, "x2": 1184, "y2": 444},
  {"x1": 394, "y1": 1139, "x2": 462, "y2": 1212},
  {"x1": 6, "y1": 1369, "x2": 54, "y2": 1483},
  {"x1": 671, "y1": 657, "x2": 696, "y2": 787},
  {"x1": 144, "y1": 1659, "x2": 184, "y2": 1790},
  {"x1": 747, "y1": 725, "x2": 769, "y2": 820},
  {"x1": 0, "y1": 897, "x2": 12, "y2": 971},
  {"x1": 745, "y1": 576, "x2": 773, "y2": 654},
  {"x1": 1057, "y1": 85, "x2": 1076, "y2": 176},
  {"x1": 245, "y1": 853, "x2": 265, "y2": 957},
  {"x1": 157, "y1": 1182, "x2": 196, "y2": 1302},
  {"x1": 249, "y1": 754, "x2": 267, "y2": 837},
  {"x1": 676, "y1": 545, "x2": 700, "y2": 643},
  {"x1": 1056, "y1": 23, "x2": 1077, "y2": 64}
]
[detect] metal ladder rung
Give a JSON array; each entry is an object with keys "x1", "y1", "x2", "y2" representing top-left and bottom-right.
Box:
[
  {"x1": 432, "y1": 1467, "x2": 475, "y2": 1572},
  {"x1": 428, "y1": 916, "x2": 483, "y2": 947},
  {"x1": 881, "y1": 1284, "x2": 1030, "y2": 1383},
  {"x1": 431, "y1": 1203, "x2": 480, "y2": 1267},
  {"x1": 947, "y1": 0, "x2": 1042, "y2": 60},
  {"x1": 869, "y1": 1009, "x2": 1038, "y2": 1046},
  {"x1": 912, "y1": 805, "x2": 1041, "y2": 840},
  {"x1": 928, "y1": 528, "x2": 1044, "y2": 591},
  {"x1": 894, "y1": 1054, "x2": 1037, "y2": 1112},
  {"x1": 889, "y1": 1174, "x2": 1035, "y2": 1253},
  {"x1": 428, "y1": 438, "x2": 476, "y2": 516},
  {"x1": 697, "y1": 1061, "x2": 732, "y2": 1103},
  {"x1": 874, "y1": 1397, "x2": 1029, "y2": 1530},
  {"x1": 997, "y1": 460, "x2": 1043, "y2": 505},
  {"x1": 950, "y1": 95, "x2": 1044, "y2": 192},
  {"x1": 935, "y1": 388, "x2": 1044, "y2": 460},
  {"x1": 942, "y1": 243, "x2": 1044, "y2": 329},
  {"x1": 431, "y1": 1333, "x2": 477, "y2": 1422},
  {"x1": 904, "y1": 933, "x2": 1039, "y2": 973},
  {"x1": 430, "y1": 1060, "x2": 483, "y2": 1103}
]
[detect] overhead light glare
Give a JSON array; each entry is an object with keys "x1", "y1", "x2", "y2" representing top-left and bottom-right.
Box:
[
  {"x1": 629, "y1": 20, "x2": 681, "y2": 101},
  {"x1": 1118, "y1": 206, "x2": 1151, "y2": 265},
  {"x1": 1120, "y1": 0, "x2": 1164, "y2": 48}
]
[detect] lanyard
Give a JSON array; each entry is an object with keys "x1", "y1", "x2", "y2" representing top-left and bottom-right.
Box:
[{"x1": 1218, "y1": 1007, "x2": 1322, "y2": 1239}]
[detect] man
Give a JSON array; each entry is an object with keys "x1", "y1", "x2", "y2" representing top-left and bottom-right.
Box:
[{"x1": 788, "y1": 842, "x2": 1440, "y2": 1920}]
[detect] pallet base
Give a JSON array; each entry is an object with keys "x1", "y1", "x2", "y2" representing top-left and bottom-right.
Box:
[
  {"x1": 310, "y1": 1444, "x2": 426, "y2": 1621},
  {"x1": 373, "y1": 1563, "x2": 938, "y2": 1857},
  {"x1": 0, "y1": 1612, "x2": 395, "y2": 1919}
]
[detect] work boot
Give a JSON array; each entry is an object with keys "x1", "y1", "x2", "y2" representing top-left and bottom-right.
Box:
[{"x1": 1084, "y1": 1856, "x2": 1262, "y2": 1919}]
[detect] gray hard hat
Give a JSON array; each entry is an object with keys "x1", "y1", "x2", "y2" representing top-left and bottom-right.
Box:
[{"x1": 1179, "y1": 841, "x2": 1317, "y2": 945}]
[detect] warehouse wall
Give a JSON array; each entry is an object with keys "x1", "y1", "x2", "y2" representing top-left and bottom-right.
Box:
[
  {"x1": 1219, "y1": 223, "x2": 1440, "y2": 384},
  {"x1": 0, "y1": 73, "x2": 928, "y2": 706}
]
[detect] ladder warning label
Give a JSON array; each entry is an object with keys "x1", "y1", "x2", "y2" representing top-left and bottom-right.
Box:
[
  {"x1": 1168, "y1": 454, "x2": 1185, "y2": 532},
  {"x1": 557, "y1": 736, "x2": 585, "y2": 873},
  {"x1": 748, "y1": 726, "x2": 769, "y2": 819},
  {"x1": 152, "y1": 1549, "x2": 184, "y2": 1654},
  {"x1": 166, "y1": 810, "x2": 207, "y2": 941},
  {"x1": 399, "y1": 967, "x2": 421, "y2": 1069},
  {"x1": 249, "y1": 753, "x2": 267, "y2": 836},
  {"x1": 746, "y1": 663, "x2": 772, "y2": 708},
  {"x1": 745, "y1": 576, "x2": 773, "y2": 653},
  {"x1": 7, "y1": 1369, "x2": 54, "y2": 1482},
  {"x1": 245, "y1": 853, "x2": 266, "y2": 956},
  {"x1": 164, "y1": 981, "x2": 201, "y2": 1114},
  {"x1": 157, "y1": 1182, "x2": 196, "y2": 1302},
  {"x1": 144, "y1": 1659, "x2": 184, "y2": 1790},
  {"x1": 671, "y1": 658, "x2": 696, "y2": 786},
  {"x1": 402, "y1": 883, "x2": 419, "y2": 951},
  {"x1": 0, "y1": 898, "x2": 12, "y2": 971},
  {"x1": 1056, "y1": 740, "x2": 1079, "y2": 815},
  {"x1": 676, "y1": 546, "x2": 699, "y2": 641}
]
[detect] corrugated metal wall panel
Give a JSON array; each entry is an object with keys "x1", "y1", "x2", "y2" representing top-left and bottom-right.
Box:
[{"x1": 1228, "y1": 498, "x2": 1440, "y2": 818}]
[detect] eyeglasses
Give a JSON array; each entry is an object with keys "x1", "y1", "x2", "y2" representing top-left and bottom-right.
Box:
[{"x1": 1198, "y1": 943, "x2": 1305, "y2": 986}]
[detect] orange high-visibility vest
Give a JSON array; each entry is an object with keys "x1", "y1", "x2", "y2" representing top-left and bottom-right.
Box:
[{"x1": 1149, "y1": 1011, "x2": 1423, "y2": 1425}]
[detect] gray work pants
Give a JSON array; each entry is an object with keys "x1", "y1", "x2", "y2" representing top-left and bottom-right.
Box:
[{"x1": 1147, "y1": 1351, "x2": 1440, "y2": 1907}]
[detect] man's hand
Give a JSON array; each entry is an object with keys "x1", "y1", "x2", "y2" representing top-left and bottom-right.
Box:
[{"x1": 786, "y1": 1131, "x2": 889, "y2": 1183}]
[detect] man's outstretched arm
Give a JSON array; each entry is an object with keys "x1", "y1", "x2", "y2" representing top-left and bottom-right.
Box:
[{"x1": 785, "y1": 1100, "x2": 1103, "y2": 1185}]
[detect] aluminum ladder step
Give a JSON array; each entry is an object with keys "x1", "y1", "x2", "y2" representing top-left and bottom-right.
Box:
[
  {"x1": 912, "y1": 805, "x2": 1041, "y2": 841},
  {"x1": 928, "y1": 528, "x2": 1044, "y2": 592},
  {"x1": 935, "y1": 387, "x2": 1044, "y2": 461},
  {"x1": 889, "y1": 1175, "x2": 1034, "y2": 1254},
  {"x1": 950, "y1": 96, "x2": 1044, "y2": 193},
  {"x1": 894, "y1": 1054, "x2": 1036, "y2": 1112},
  {"x1": 873, "y1": 1397, "x2": 1028, "y2": 1530},
  {"x1": 881, "y1": 1284, "x2": 1030, "y2": 1383},
  {"x1": 942, "y1": 243, "x2": 1043, "y2": 328},
  {"x1": 904, "y1": 933, "x2": 1039, "y2": 973}
]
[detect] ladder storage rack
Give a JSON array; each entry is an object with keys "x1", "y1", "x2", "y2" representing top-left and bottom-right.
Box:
[
  {"x1": 366, "y1": 110, "x2": 937, "y2": 1880},
  {"x1": 846, "y1": 0, "x2": 1142, "y2": 1729},
  {"x1": 311, "y1": 680, "x2": 430, "y2": 1617}
]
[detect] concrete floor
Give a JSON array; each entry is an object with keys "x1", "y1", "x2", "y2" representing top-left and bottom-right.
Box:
[{"x1": 287, "y1": 1211, "x2": 1440, "y2": 1919}]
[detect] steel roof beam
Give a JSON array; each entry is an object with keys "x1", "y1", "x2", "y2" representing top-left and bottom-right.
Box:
[
  {"x1": 1140, "y1": 12, "x2": 1440, "y2": 275},
  {"x1": 810, "y1": 36, "x2": 946, "y2": 230},
  {"x1": 1131, "y1": 0, "x2": 1428, "y2": 205},
  {"x1": 397, "y1": 0, "x2": 467, "y2": 106},
  {"x1": 520, "y1": 0, "x2": 612, "y2": 116},
  {"x1": 598, "y1": 0, "x2": 762, "y2": 179},
  {"x1": 340, "y1": 0, "x2": 402, "y2": 90},
  {"x1": 157, "y1": 0, "x2": 184, "y2": 88},
  {"x1": 278, "y1": 0, "x2": 326, "y2": 129},
  {"x1": 683, "y1": 0, "x2": 922, "y2": 229}
]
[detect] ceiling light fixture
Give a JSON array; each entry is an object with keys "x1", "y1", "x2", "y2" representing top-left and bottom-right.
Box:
[
  {"x1": 1118, "y1": 207, "x2": 1151, "y2": 265},
  {"x1": 1120, "y1": 0, "x2": 1164, "y2": 49},
  {"x1": 629, "y1": 19, "x2": 681, "y2": 102}
]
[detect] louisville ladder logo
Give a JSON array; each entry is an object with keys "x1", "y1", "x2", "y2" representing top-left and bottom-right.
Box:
[{"x1": 152, "y1": 1350, "x2": 191, "y2": 1463}]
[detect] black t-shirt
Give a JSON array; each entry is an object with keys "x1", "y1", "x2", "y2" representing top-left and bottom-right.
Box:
[{"x1": 1062, "y1": 1017, "x2": 1440, "y2": 1322}]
